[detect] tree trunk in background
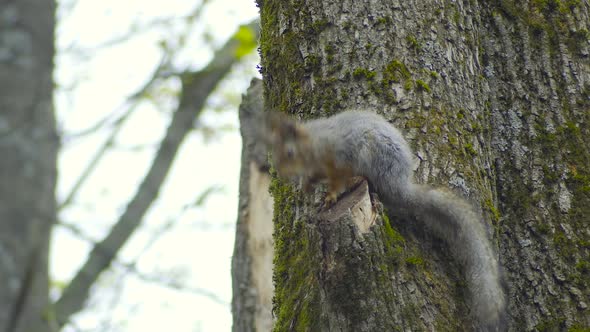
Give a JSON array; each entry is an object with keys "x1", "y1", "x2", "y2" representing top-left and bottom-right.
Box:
[
  {"x1": 257, "y1": 0, "x2": 589, "y2": 331},
  {"x1": 0, "y1": 1, "x2": 57, "y2": 332},
  {"x1": 232, "y1": 78, "x2": 275, "y2": 332}
]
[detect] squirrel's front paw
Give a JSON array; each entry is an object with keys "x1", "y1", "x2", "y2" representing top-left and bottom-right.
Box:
[{"x1": 324, "y1": 191, "x2": 338, "y2": 207}]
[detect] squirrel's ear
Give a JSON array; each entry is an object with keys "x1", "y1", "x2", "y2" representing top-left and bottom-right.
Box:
[
  {"x1": 267, "y1": 112, "x2": 300, "y2": 140},
  {"x1": 254, "y1": 111, "x2": 282, "y2": 145}
]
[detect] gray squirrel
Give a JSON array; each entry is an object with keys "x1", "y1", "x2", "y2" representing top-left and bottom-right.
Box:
[{"x1": 261, "y1": 110, "x2": 506, "y2": 329}]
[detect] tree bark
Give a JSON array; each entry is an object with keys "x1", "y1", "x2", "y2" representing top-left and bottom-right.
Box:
[
  {"x1": 0, "y1": 1, "x2": 58, "y2": 331},
  {"x1": 257, "y1": 0, "x2": 589, "y2": 331},
  {"x1": 232, "y1": 78, "x2": 275, "y2": 332}
]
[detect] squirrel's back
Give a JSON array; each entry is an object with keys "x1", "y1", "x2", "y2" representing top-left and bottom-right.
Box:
[
  {"x1": 303, "y1": 111, "x2": 414, "y2": 196},
  {"x1": 307, "y1": 111, "x2": 505, "y2": 327}
]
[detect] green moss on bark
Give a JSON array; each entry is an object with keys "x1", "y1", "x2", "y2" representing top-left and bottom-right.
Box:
[
  {"x1": 494, "y1": 0, "x2": 586, "y2": 55},
  {"x1": 270, "y1": 176, "x2": 321, "y2": 332}
]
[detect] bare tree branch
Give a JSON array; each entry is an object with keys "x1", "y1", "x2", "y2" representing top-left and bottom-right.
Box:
[
  {"x1": 57, "y1": 183, "x2": 227, "y2": 308},
  {"x1": 63, "y1": 1, "x2": 211, "y2": 60},
  {"x1": 124, "y1": 265, "x2": 228, "y2": 307},
  {"x1": 58, "y1": 56, "x2": 170, "y2": 210},
  {"x1": 53, "y1": 19, "x2": 260, "y2": 328}
]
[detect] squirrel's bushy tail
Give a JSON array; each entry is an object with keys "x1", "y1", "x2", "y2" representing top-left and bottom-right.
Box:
[{"x1": 385, "y1": 182, "x2": 505, "y2": 329}]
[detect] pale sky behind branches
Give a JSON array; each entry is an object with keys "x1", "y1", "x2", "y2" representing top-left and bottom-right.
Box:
[{"x1": 52, "y1": 0, "x2": 259, "y2": 331}]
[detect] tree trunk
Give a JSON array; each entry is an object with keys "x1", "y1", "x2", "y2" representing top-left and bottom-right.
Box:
[
  {"x1": 0, "y1": 1, "x2": 58, "y2": 332},
  {"x1": 232, "y1": 78, "x2": 275, "y2": 332},
  {"x1": 256, "y1": 0, "x2": 589, "y2": 331}
]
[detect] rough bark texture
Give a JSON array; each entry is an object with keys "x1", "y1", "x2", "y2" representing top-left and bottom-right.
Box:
[
  {"x1": 257, "y1": 0, "x2": 589, "y2": 331},
  {"x1": 0, "y1": 1, "x2": 58, "y2": 331},
  {"x1": 232, "y1": 79, "x2": 275, "y2": 332}
]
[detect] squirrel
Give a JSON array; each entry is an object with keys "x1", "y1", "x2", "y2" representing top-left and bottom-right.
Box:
[{"x1": 259, "y1": 110, "x2": 506, "y2": 330}]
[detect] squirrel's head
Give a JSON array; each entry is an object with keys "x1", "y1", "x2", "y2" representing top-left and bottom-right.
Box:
[{"x1": 263, "y1": 112, "x2": 310, "y2": 178}]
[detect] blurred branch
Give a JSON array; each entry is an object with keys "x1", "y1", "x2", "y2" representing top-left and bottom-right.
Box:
[
  {"x1": 62, "y1": 54, "x2": 170, "y2": 141},
  {"x1": 58, "y1": 56, "x2": 169, "y2": 210},
  {"x1": 64, "y1": 1, "x2": 210, "y2": 59},
  {"x1": 57, "y1": 182, "x2": 226, "y2": 307},
  {"x1": 54, "y1": 19, "x2": 260, "y2": 328},
  {"x1": 132, "y1": 185, "x2": 223, "y2": 255},
  {"x1": 109, "y1": 142, "x2": 159, "y2": 152},
  {"x1": 126, "y1": 265, "x2": 228, "y2": 306}
]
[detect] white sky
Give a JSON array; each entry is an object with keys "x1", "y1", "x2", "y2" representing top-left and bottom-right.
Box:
[{"x1": 52, "y1": 0, "x2": 259, "y2": 331}]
